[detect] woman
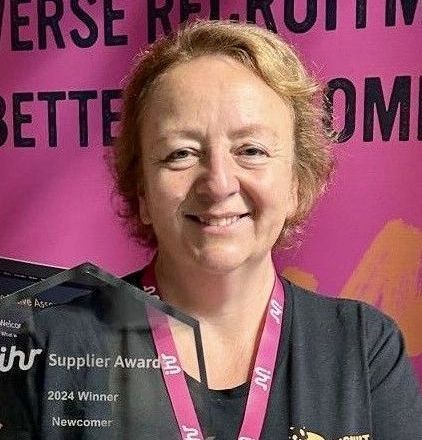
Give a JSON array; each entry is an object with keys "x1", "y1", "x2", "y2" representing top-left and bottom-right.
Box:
[{"x1": 111, "y1": 20, "x2": 422, "y2": 439}]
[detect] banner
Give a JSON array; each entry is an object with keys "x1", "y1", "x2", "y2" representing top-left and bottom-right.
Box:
[{"x1": 0, "y1": 1, "x2": 421, "y2": 384}]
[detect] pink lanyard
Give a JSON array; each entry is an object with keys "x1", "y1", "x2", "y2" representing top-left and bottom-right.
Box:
[{"x1": 142, "y1": 262, "x2": 285, "y2": 440}]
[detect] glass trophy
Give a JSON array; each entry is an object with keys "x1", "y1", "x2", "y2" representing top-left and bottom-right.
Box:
[{"x1": 0, "y1": 263, "x2": 210, "y2": 439}]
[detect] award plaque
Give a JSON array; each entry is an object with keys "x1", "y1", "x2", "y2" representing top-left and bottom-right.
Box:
[{"x1": 0, "y1": 263, "x2": 210, "y2": 439}]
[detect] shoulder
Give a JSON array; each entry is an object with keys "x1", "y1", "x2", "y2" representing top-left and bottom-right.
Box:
[
  {"x1": 282, "y1": 277, "x2": 419, "y2": 390},
  {"x1": 282, "y1": 276, "x2": 397, "y2": 336},
  {"x1": 281, "y1": 279, "x2": 422, "y2": 434},
  {"x1": 282, "y1": 277, "x2": 404, "y2": 367}
]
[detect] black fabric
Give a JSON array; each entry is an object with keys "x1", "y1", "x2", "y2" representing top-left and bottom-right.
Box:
[
  {"x1": 126, "y1": 271, "x2": 422, "y2": 439},
  {"x1": 1, "y1": 272, "x2": 421, "y2": 439},
  {"x1": 186, "y1": 373, "x2": 249, "y2": 439}
]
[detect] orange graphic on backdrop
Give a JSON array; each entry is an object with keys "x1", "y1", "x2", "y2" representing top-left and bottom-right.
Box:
[
  {"x1": 282, "y1": 267, "x2": 319, "y2": 292},
  {"x1": 340, "y1": 219, "x2": 422, "y2": 356},
  {"x1": 282, "y1": 219, "x2": 422, "y2": 357}
]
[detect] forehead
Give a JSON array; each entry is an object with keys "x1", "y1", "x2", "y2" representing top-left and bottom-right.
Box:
[{"x1": 141, "y1": 55, "x2": 293, "y2": 140}]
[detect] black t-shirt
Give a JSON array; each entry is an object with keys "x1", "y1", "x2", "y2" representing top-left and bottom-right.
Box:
[
  {"x1": 1, "y1": 274, "x2": 422, "y2": 439},
  {"x1": 184, "y1": 277, "x2": 422, "y2": 440}
]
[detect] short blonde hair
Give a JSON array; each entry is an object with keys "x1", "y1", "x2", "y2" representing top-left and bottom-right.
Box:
[{"x1": 110, "y1": 20, "x2": 334, "y2": 247}]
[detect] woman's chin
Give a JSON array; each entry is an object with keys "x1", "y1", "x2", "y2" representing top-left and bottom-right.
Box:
[{"x1": 188, "y1": 245, "x2": 253, "y2": 274}]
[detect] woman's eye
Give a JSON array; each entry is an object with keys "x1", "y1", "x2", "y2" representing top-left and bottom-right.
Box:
[
  {"x1": 239, "y1": 146, "x2": 268, "y2": 157},
  {"x1": 165, "y1": 149, "x2": 196, "y2": 162},
  {"x1": 161, "y1": 148, "x2": 199, "y2": 169}
]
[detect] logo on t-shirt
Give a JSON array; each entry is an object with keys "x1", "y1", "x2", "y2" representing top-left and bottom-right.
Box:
[{"x1": 289, "y1": 426, "x2": 371, "y2": 440}]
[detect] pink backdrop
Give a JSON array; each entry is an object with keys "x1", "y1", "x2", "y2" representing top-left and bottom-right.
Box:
[{"x1": 0, "y1": 1, "x2": 421, "y2": 383}]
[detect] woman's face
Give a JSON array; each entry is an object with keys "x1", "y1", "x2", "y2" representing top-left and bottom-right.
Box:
[{"x1": 139, "y1": 55, "x2": 297, "y2": 273}]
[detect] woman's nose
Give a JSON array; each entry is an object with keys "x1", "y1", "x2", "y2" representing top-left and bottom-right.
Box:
[{"x1": 194, "y1": 151, "x2": 240, "y2": 202}]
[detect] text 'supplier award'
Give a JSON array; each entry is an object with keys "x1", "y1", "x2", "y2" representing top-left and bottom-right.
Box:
[{"x1": 0, "y1": 262, "x2": 210, "y2": 439}]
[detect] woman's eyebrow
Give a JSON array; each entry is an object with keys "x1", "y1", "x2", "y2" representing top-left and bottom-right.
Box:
[
  {"x1": 228, "y1": 124, "x2": 280, "y2": 141},
  {"x1": 154, "y1": 125, "x2": 280, "y2": 145},
  {"x1": 155, "y1": 128, "x2": 203, "y2": 144}
]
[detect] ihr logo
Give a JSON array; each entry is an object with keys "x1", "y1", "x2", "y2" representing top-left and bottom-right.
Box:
[{"x1": 0, "y1": 346, "x2": 42, "y2": 372}]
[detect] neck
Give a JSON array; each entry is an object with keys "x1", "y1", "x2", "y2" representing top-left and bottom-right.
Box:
[{"x1": 153, "y1": 252, "x2": 276, "y2": 331}]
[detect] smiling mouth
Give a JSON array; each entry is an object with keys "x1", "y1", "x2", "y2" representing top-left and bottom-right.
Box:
[{"x1": 185, "y1": 213, "x2": 251, "y2": 227}]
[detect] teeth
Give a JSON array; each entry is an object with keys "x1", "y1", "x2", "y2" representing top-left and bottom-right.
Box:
[{"x1": 197, "y1": 215, "x2": 240, "y2": 226}]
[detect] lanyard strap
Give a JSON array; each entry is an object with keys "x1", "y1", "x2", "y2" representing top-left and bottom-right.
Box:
[{"x1": 142, "y1": 262, "x2": 285, "y2": 440}]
